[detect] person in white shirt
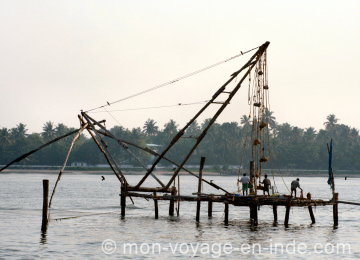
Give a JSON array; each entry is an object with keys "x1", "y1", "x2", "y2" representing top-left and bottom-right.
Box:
[
  {"x1": 239, "y1": 173, "x2": 250, "y2": 195},
  {"x1": 291, "y1": 178, "x2": 302, "y2": 198}
]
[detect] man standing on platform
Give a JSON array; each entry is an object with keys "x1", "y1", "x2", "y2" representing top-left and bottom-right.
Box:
[
  {"x1": 239, "y1": 173, "x2": 250, "y2": 195},
  {"x1": 291, "y1": 178, "x2": 302, "y2": 198},
  {"x1": 262, "y1": 174, "x2": 271, "y2": 196}
]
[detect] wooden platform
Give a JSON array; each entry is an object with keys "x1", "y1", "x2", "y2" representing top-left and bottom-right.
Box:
[{"x1": 122, "y1": 190, "x2": 338, "y2": 227}]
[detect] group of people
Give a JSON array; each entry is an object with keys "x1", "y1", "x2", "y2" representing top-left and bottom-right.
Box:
[{"x1": 239, "y1": 173, "x2": 303, "y2": 198}]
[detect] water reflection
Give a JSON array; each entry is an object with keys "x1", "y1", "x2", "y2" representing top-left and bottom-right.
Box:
[{"x1": 40, "y1": 231, "x2": 47, "y2": 244}]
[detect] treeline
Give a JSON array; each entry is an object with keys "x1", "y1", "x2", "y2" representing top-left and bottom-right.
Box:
[{"x1": 1, "y1": 114, "x2": 359, "y2": 170}]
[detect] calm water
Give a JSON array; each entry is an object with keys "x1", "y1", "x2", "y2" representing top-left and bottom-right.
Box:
[{"x1": 0, "y1": 172, "x2": 359, "y2": 259}]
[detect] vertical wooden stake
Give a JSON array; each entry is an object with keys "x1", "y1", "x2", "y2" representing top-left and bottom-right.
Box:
[
  {"x1": 41, "y1": 179, "x2": 49, "y2": 233},
  {"x1": 333, "y1": 193, "x2": 339, "y2": 226},
  {"x1": 273, "y1": 205, "x2": 278, "y2": 222},
  {"x1": 169, "y1": 188, "x2": 175, "y2": 216},
  {"x1": 224, "y1": 202, "x2": 229, "y2": 224},
  {"x1": 308, "y1": 206, "x2": 315, "y2": 224},
  {"x1": 249, "y1": 161, "x2": 254, "y2": 194},
  {"x1": 208, "y1": 201, "x2": 213, "y2": 218},
  {"x1": 121, "y1": 185, "x2": 126, "y2": 217},
  {"x1": 284, "y1": 203, "x2": 291, "y2": 227},
  {"x1": 196, "y1": 201, "x2": 201, "y2": 222},
  {"x1": 250, "y1": 204, "x2": 258, "y2": 226},
  {"x1": 154, "y1": 192, "x2": 159, "y2": 219},
  {"x1": 196, "y1": 157, "x2": 206, "y2": 222}
]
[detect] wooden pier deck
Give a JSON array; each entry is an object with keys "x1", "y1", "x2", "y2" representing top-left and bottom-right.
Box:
[{"x1": 122, "y1": 190, "x2": 338, "y2": 227}]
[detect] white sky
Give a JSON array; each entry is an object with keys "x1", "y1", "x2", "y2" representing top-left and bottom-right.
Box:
[{"x1": 1, "y1": 1, "x2": 359, "y2": 134}]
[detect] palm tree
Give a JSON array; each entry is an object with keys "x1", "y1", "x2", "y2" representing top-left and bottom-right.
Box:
[
  {"x1": 240, "y1": 115, "x2": 251, "y2": 126},
  {"x1": 163, "y1": 120, "x2": 178, "y2": 136},
  {"x1": 262, "y1": 108, "x2": 277, "y2": 129},
  {"x1": 143, "y1": 119, "x2": 159, "y2": 136},
  {"x1": 0, "y1": 128, "x2": 12, "y2": 146},
  {"x1": 42, "y1": 121, "x2": 56, "y2": 141},
  {"x1": 186, "y1": 120, "x2": 201, "y2": 136},
  {"x1": 11, "y1": 123, "x2": 28, "y2": 139},
  {"x1": 111, "y1": 125, "x2": 126, "y2": 137},
  {"x1": 55, "y1": 123, "x2": 69, "y2": 137},
  {"x1": 324, "y1": 114, "x2": 338, "y2": 130}
]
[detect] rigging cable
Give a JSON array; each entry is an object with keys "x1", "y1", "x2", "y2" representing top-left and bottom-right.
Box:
[
  {"x1": 89, "y1": 100, "x2": 208, "y2": 114},
  {"x1": 84, "y1": 46, "x2": 260, "y2": 113}
]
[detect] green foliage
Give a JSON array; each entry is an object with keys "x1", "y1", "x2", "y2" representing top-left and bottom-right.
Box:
[{"x1": 1, "y1": 114, "x2": 360, "y2": 170}]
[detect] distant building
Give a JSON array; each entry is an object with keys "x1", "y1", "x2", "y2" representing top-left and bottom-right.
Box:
[{"x1": 70, "y1": 162, "x2": 88, "y2": 167}]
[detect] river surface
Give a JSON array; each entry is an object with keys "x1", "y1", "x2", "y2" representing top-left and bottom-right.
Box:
[{"x1": 0, "y1": 172, "x2": 359, "y2": 259}]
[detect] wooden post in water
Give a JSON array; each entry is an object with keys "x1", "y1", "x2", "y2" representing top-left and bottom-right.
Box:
[
  {"x1": 121, "y1": 185, "x2": 126, "y2": 217},
  {"x1": 224, "y1": 202, "x2": 229, "y2": 224},
  {"x1": 196, "y1": 157, "x2": 206, "y2": 222},
  {"x1": 250, "y1": 202, "x2": 258, "y2": 226},
  {"x1": 308, "y1": 206, "x2": 315, "y2": 224},
  {"x1": 208, "y1": 201, "x2": 213, "y2": 218},
  {"x1": 273, "y1": 205, "x2": 278, "y2": 222},
  {"x1": 169, "y1": 188, "x2": 176, "y2": 216},
  {"x1": 333, "y1": 193, "x2": 339, "y2": 226},
  {"x1": 284, "y1": 202, "x2": 291, "y2": 227},
  {"x1": 41, "y1": 179, "x2": 49, "y2": 232},
  {"x1": 249, "y1": 161, "x2": 254, "y2": 194},
  {"x1": 154, "y1": 192, "x2": 159, "y2": 219}
]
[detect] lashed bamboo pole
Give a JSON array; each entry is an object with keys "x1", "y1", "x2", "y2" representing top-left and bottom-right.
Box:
[{"x1": 49, "y1": 123, "x2": 88, "y2": 208}]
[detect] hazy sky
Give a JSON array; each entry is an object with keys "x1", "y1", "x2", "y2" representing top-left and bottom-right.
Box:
[{"x1": 1, "y1": 1, "x2": 360, "y2": 134}]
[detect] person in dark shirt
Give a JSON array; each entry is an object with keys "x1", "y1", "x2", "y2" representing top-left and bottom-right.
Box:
[{"x1": 262, "y1": 174, "x2": 271, "y2": 196}]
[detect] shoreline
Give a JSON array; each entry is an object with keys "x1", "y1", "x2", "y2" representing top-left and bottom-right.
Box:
[{"x1": 1, "y1": 169, "x2": 359, "y2": 177}]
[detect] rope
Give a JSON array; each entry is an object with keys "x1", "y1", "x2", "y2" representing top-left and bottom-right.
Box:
[
  {"x1": 84, "y1": 46, "x2": 260, "y2": 113},
  {"x1": 51, "y1": 211, "x2": 119, "y2": 221},
  {"x1": 89, "y1": 100, "x2": 208, "y2": 114}
]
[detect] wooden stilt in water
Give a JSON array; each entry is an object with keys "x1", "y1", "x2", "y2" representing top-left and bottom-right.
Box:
[
  {"x1": 196, "y1": 157, "x2": 205, "y2": 222},
  {"x1": 333, "y1": 193, "x2": 338, "y2": 226},
  {"x1": 249, "y1": 161, "x2": 254, "y2": 194},
  {"x1": 121, "y1": 185, "x2": 126, "y2": 217},
  {"x1": 273, "y1": 205, "x2": 278, "y2": 222},
  {"x1": 196, "y1": 201, "x2": 201, "y2": 222},
  {"x1": 284, "y1": 202, "x2": 291, "y2": 227},
  {"x1": 308, "y1": 206, "x2": 315, "y2": 224},
  {"x1": 224, "y1": 202, "x2": 229, "y2": 224},
  {"x1": 154, "y1": 192, "x2": 159, "y2": 219},
  {"x1": 208, "y1": 201, "x2": 213, "y2": 218},
  {"x1": 41, "y1": 179, "x2": 49, "y2": 233},
  {"x1": 169, "y1": 188, "x2": 176, "y2": 216},
  {"x1": 250, "y1": 203, "x2": 258, "y2": 226}
]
